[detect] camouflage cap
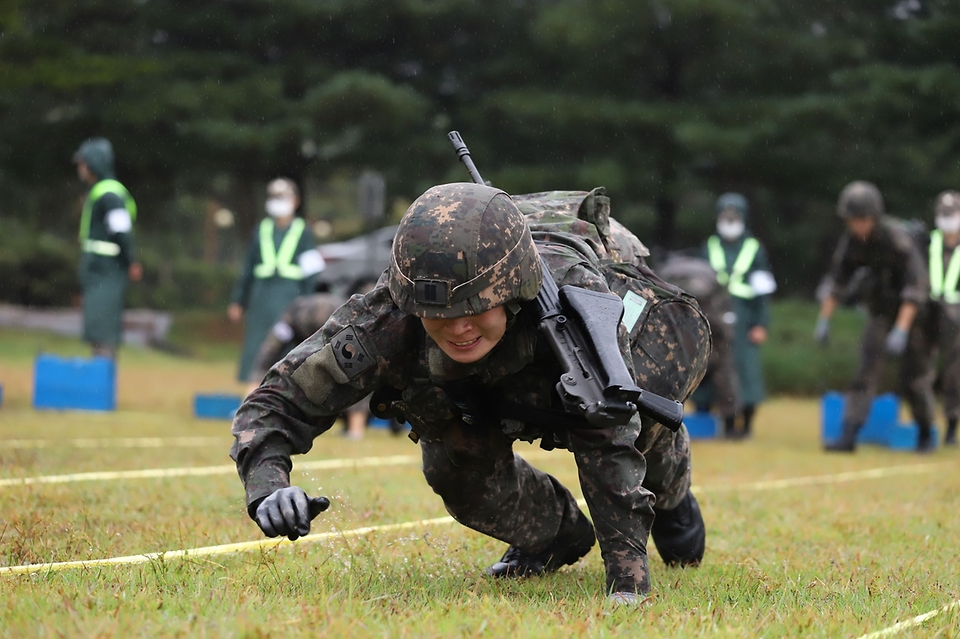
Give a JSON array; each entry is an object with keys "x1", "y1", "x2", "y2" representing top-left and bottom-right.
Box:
[
  {"x1": 935, "y1": 190, "x2": 960, "y2": 217},
  {"x1": 389, "y1": 183, "x2": 542, "y2": 319},
  {"x1": 837, "y1": 181, "x2": 884, "y2": 219}
]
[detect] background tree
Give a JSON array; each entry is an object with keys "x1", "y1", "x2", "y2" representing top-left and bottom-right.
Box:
[{"x1": 1, "y1": 0, "x2": 959, "y2": 306}]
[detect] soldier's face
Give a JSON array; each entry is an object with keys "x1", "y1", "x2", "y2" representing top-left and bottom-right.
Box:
[
  {"x1": 846, "y1": 216, "x2": 875, "y2": 241},
  {"x1": 420, "y1": 306, "x2": 508, "y2": 363}
]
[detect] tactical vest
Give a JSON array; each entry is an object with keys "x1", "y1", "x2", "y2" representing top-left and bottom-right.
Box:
[
  {"x1": 79, "y1": 179, "x2": 137, "y2": 256},
  {"x1": 254, "y1": 218, "x2": 306, "y2": 279},
  {"x1": 707, "y1": 235, "x2": 760, "y2": 299},
  {"x1": 929, "y1": 230, "x2": 960, "y2": 304}
]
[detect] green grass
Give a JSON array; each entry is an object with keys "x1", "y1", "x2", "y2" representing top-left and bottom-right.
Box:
[{"x1": 1, "y1": 327, "x2": 959, "y2": 637}]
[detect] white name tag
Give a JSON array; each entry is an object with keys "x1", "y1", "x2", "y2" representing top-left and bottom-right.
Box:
[{"x1": 621, "y1": 290, "x2": 648, "y2": 333}]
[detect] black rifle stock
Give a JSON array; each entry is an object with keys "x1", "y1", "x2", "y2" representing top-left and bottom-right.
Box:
[{"x1": 446, "y1": 131, "x2": 684, "y2": 431}]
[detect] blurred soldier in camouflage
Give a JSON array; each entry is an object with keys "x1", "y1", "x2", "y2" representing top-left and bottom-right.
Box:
[
  {"x1": 247, "y1": 283, "x2": 391, "y2": 440},
  {"x1": 246, "y1": 291, "x2": 345, "y2": 391},
  {"x1": 73, "y1": 137, "x2": 142, "y2": 358},
  {"x1": 657, "y1": 254, "x2": 740, "y2": 437},
  {"x1": 816, "y1": 181, "x2": 934, "y2": 453},
  {"x1": 702, "y1": 193, "x2": 776, "y2": 439},
  {"x1": 915, "y1": 191, "x2": 960, "y2": 446},
  {"x1": 231, "y1": 183, "x2": 710, "y2": 604}
]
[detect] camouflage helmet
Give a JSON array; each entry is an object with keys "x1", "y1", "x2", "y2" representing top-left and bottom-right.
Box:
[
  {"x1": 715, "y1": 192, "x2": 749, "y2": 222},
  {"x1": 388, "y1": 182, "x2": 542, "y2": 319},
  {"x1": 935, "y1": 190, "x2": 960, "y2": 217},
  {"x1": 837, "y1": 181, "x2": 884, "y2": 219}
]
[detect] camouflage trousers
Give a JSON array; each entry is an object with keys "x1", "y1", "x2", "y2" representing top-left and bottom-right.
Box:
[
  {"x1": 419, "y1": 416, "x2": 692, "y2": 595},
  {"x1": 915, "y1": 311, "x2": 960, "y2": 420},
  {"x1": 843, "y1": 314, "x2": 935, "y2": 427},
  {"x1": 692, "y1": 325, "x2": 739, "y2": 418}
]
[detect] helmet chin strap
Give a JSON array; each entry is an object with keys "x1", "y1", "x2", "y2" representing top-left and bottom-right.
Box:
[{"x1": 503, "y1": 301, "x2": 522, "y2": 328}]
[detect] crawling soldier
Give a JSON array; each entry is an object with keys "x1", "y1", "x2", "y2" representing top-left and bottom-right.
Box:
[{"x1": 231, "y1": 183, "x2": 710, "y2": 604}]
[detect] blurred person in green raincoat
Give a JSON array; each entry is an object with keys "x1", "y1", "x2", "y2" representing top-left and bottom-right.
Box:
[
  {"x1": 228, "y1": 178, "x2": 324, "y2": 382},
  {"x1": 73, "y1": 137, "x2": 142, "y2": 359},
  {"x1": 701, "y1": 193, "x2": 776, "y2": 439}
]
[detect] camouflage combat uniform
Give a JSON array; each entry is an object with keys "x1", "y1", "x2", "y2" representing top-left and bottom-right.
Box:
[
  {"x1": 656, "y1": 255, "x2": 739, "y2": 421},
  {"x1": 232, "y1": 184, "x2": 710, "y2": 596},
  {"x1": 825, "y1": 216, "x2": 932, "y2": 429}
]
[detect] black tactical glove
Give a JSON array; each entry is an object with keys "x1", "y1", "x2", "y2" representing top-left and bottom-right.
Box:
[
  {"x1": 884, "y1": 327, "x2": 908, "y2": 355},
  {"x1": 254, "y1": 487, "x2": 330, "y2": 541}
]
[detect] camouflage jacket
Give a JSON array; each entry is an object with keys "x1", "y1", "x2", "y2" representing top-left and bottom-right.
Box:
[
  {"x1": 231, "y1": 239, "x2": 638, "y2": 515},
  {"x1": 827, "y1": 216, "x2": 928, "y2": 318}
]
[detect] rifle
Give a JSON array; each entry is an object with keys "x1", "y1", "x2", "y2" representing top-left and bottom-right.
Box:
[{"x1": 447, "y1": 131, "x2": 684, "y2": 431}]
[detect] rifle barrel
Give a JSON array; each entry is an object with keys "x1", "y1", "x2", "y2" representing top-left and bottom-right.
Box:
[{"x1": 447, "y1": 131, "x2": 486, "y2": 185}]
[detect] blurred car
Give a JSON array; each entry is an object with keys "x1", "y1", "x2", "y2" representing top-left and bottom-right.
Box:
[{"x1": 315, "y1": 224, "x2": 398, "y2": 295}]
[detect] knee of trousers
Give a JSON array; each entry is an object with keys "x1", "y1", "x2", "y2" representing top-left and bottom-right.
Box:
[{"x1": 420, "y1": 448, "x2": 496, "y2": 502}]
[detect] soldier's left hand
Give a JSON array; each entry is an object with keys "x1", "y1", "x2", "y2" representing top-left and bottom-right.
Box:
[{"x1": 885, "y1": 327, "x2": 908, "y2": 355}]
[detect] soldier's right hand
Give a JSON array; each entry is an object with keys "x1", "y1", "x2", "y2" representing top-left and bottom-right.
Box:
[
  {"x1": 813, "y1": 317, "x2": 830, "y2": 347},
  {"x1": 254, "y1": 486, "x2": 330, "y2": 541}
]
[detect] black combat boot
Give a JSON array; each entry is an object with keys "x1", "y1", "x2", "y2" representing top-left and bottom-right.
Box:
[
  {"x1": 945, "y1": 419, "x2": 957, "y2": 447},
  {"x1": 486, "y1": 510, "x2": 596, "y2": 578},
  {"x1": 824, "y1": 422, "x2": 860, "y2": 453},
  {"x1": 651, "y1": 490, "x2": 705, "y2": 567},
  {"x1": 738, "y1": 405, "x2": 755, "y2": 440},
  {"x1": 916, "y1": 423, "x2": 934, "y2": 454},
  {"x1": 723, "y1": 416, "x2": 737, "y2": 439}
]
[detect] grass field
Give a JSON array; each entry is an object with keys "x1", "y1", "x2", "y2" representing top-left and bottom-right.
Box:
[{"x1": 1, "y1": 327, "x2": 958, "y2": 638}]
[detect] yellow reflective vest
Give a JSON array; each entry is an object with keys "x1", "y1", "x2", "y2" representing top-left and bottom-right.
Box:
[
  {"x1": 253, "y1": 218, "x2": 306, "y2": 280},
  {"x1": 707, "y1": 235, "x2": 760, "y2": 299}
]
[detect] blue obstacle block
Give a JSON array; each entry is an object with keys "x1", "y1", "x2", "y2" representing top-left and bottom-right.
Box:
[
  {"x1": 194, "y1": 393, "x2": 241, "y2": 420},
  {"x1": 887, "y1": 423, "x2": 939, "y2": 451},
  {"x1": 821, "y1": 392, "x2": 898, "y2": 444},
  {"x1": 33, "y1": 355, "x2": 116, "y2": 411},
  {"x1": 367, "y1": 417, "x2": 410, "y2": 432},
  {"x1": 684, "y1": 412, "x2": 719, "y2": 439},
  {"x1": 862, "y1": 395, "x2": 898, "y2": 444},
  {"x1": 0, "y1": 383, "x2": 3, "y2": 407},
  {"x1": 368, "y1": 417, "x2": 391, "y2": 429}
]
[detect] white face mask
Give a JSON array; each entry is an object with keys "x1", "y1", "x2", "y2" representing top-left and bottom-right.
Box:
[
  {"x1": 266, "y1": 198, "x2": 295, "y2": 218},
  {"x1": 716, "y1": 219, "x2": 745, "y2": 241},
  {"x1": 936, "y1": 213, "x2": 960, "y2": 234}
]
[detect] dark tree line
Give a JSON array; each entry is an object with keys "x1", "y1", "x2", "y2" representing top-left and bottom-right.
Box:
[{"x1": 2, "y1": 0, "x2": 959, "y2": 299}]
